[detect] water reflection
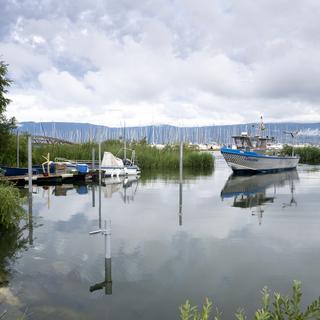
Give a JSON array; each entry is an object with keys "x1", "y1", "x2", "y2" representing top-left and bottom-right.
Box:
[
  {"x1": 0, "y1": 225, "x2": 29, "y2": 287},
  {"x1": 104, "y1": 176, "x2": 139, "y2": 203},
  {"x1": 221, "y1": 170, "x2": 299, "y2": 224},
  {"x1": 53, "y1": 184, "x2": 88, "y2": 196}
]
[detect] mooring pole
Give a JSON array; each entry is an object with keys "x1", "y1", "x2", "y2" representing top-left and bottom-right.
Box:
[
  {"x1": 28, "y1": 190, "x2": 33, "y2": 245},
  {"x1": 92, "y1": 147, "x2": 95, "y2": 170},
  {"x1": 179, "y1": 141, "x2": 183, "y2": 226},
  {"x1": 123, "y1": 122, "x2": 127, "y2": 160},
  {"x1": 92, "y1": 184, "x2": 96, "y2": 208},
  {"x1": 28, "y1": 135, "x2": 33, "y2": 245},
  {"x1": 16, "y1": 130, "x2": 20, "y2": 168},
  {"x1": 105, "y1": 220, "x2": 112, "y2": 295},
  {"x1": 28, "y1": 136, "x2": 32, "y2": 192},
  {"x1": 98, "y1": 141, "x2": 102, "y2": 229}
]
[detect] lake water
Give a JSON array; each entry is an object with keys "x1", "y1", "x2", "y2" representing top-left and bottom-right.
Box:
[{"x1": 1, "y1": 153, "x2": 320, "y2": 319}]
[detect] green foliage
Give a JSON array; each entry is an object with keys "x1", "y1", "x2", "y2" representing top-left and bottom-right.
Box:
[
  {"x1": 180, "y1": 298, "x2": 219, "y2": 320},
  {"x1": 0, "y1": 61, "x2": 16, "y2": 163},
  {"x1": 0, "y1": 183, "x2": 25, "y2": 229},
  {"x1": 180, "y1": 281, "x2": 320, "y2": 320},
  {"x1": 7, "y1": 138, "x2": 214, "y2": 171},
  {"x1": 282, "y1": 145, "x2": 320, "y2": 164}
]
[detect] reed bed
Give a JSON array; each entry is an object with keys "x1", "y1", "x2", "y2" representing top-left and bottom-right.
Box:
[
  {"x1": 282, "y1": 145, "x2": 320, "y2": 164},
  {"x1": 10, "y1": 138, "x2": 214, "y2": 171}
]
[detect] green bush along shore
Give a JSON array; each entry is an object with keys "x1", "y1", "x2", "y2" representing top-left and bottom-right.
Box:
[
  {"x1": 180, "y1": 281, "x2": 320, "y2": 320},
  {"x1": 0, "y1": 183, "x2": 25, "y2": 229},
  {"x1": 282, "y1": 145, "x2": 320, "y2": 165}
]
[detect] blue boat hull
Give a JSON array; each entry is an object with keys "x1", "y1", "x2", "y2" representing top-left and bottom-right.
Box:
[
  {"x1": 220, "y1": 147, "x2": 299, "y2": 173},
  {"x1": 0, "y1": 165, "x2": 54, "y2": 176}
]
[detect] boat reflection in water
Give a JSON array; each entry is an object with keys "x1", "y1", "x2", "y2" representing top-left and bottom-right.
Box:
[
  {"x1": 50, "y1": 176, "x2": 139, "y2": 203},
  {"x1": 221, "y1": 170, "x2": 299, "y2": 224},
  {"x1": 103, "y1": 176, "x2": 139, "y2": 203}
]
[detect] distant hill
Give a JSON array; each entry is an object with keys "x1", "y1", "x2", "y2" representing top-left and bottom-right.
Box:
[{"x1": 18, "y1": 121, "x2": 320, "y2": 145}]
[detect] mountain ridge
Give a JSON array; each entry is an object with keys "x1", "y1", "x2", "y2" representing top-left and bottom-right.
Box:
[{"x1": 18, "y1": 121, "x2": 320, "y2": 145}]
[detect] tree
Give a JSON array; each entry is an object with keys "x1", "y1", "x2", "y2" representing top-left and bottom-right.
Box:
[{"x1": 0, "y1": 61, "x2": 16, "y2": 163}]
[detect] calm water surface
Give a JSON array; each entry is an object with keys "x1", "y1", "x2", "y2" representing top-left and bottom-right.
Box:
[{"x1": 1, "y1": 154, "x2": 320, "y2": 319}]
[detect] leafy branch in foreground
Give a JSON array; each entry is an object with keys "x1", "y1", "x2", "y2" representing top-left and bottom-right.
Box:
[
  {"x1": 180, "y1": 281, "x2": 320, "y2": 320},
  {"x1": 0, "y1": 182, "x2": 25, "y2": 228}
]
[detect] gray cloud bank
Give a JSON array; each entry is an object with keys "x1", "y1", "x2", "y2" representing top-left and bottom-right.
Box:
[{"x1": 1, "y1": 0, "x2": 320, "y2": 126}]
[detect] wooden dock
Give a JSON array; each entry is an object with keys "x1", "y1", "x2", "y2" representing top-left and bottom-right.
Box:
[{"x1": 0, "y1": 172, "x2": 93, "y2": 186}]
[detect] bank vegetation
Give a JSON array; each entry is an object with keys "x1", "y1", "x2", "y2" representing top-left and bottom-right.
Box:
[{"x1": 282, "y1": 145, "x2": 320, "y2": 165}]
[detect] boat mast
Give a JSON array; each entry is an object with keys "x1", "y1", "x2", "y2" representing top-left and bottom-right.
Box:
[{"x1": 123, "y1": 121, "x2": 127, "y2": 160}]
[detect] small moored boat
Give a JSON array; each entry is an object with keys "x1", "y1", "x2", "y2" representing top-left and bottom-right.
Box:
[{"x1": 101, "y1": 152, "x2": 140, "y2": 177}]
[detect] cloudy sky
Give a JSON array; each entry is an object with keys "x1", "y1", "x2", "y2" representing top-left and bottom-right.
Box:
[{"x1": 1, "y1": 0, "x2": 320, "y2": 126}]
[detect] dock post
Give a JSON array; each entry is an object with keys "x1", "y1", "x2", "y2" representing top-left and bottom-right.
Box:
[
  {"x1": 92, "y1": 148, "x2": 95, "y2": 170},
  {"x1": 89, "y1": 220, "x2": 112, "y2": 295},
  {"x1": 27, "y1": 135, "x2": 33, "y2": 244},
  {"x1": 179, "y1": 141, "x2": 183, "y2": 226},
  {"x1": 98, "y1": 141, "x2": 102, "y2": 228},
  {"x1": 28, "y1": 190, "x2": 33, "y2": 245},
  {"x1": 105, "y1": 220, "x2": 112, "y2": 294},
  {"x1": 28, "y1": 136, "x2": 32, "y2": 192},
  {"x1": 92, "y1": 184, "x2": 95, "y2": 207},
  {"x1": 16, "y1": 130, "x2": 19, "y2": 168}
]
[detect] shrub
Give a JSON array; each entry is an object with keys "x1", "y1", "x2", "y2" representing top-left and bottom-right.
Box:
[
  {"x1": 180, "y1": 281, "x2": 320, "y2": 320},
  {"x1": 0, "y1": 183, "x2": 25, "y2": 228}
]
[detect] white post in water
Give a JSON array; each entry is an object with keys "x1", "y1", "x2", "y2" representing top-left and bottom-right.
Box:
[
  {"x1": 105, "y1": 220, "x2": 111, "y2": 259},
  {"x1": 89, "y1": 220, "x2": 112, "y2": 295},
  {"x1": 92, "y1": 147, "x2": 95, "y2": 170},
  {"x1": 28, "y1": 136, "x2": 32, "y2": 193},
  {"x1": 179, "y1": 141, "x2": 183, "y2": 178},
  {"x1": 123, "y1": 122, "x2": 127, "y2": 160},
  {"x1": 105, "y1": 220, "x2": 112, "y2": 294},
  {"x1": 28, "y1": 135, "x2": 33, "y2": 245},
  {"x1": 98, "y1": 141, "x2": 102, "y2": 228},
  {"x1": 179, "y1": 141, "x2": 183, "y2": 226}
]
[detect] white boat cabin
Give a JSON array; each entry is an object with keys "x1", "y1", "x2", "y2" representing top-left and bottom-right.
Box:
[{"x1": 232, "y1": 132, "x2": 274, "y2": 153}]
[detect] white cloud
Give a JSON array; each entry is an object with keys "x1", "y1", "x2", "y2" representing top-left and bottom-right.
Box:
[{"x1": 2, "y1": 0, "x2": 320, "y2": 125}]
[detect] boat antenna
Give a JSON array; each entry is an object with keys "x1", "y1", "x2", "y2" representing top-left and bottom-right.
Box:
[
  {"x1": 123, "y1": 121, "x2": 126, "y2": 160},
  {"x1": 283, "y1": 131, "x2": 298, "y2": 156},
  {"x1": 259, "y1": 116, "x2": 266, "y2": 136}
]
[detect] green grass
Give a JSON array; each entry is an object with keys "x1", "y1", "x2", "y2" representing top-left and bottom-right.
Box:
[
  {"x1": 180, "y1": 281, "x2": 320, "y2": 320},
  {"x1": 282, "y1": 145, "x2": 320, "y2": 164},
  {"x1": 4, "y1": 136, "x2": 214, "y2": 171}
]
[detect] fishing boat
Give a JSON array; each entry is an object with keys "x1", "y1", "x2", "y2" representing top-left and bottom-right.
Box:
[{"x1": 221, "y1": 117, "x2": 299, "y2": 173}]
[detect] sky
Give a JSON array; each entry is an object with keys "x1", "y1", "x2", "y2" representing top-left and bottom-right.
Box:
[{"x1": 1, "y1": 0, "x2": 320, "y2": 127}]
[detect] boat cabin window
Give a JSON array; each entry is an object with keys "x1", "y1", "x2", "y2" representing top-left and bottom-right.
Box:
[
  {"x1": 257, "y1": 139, "x2": 267, "y2": 149},
  {"x1": 234, "y1": 137, "x2": 253, "y2": 149},
  {"x1": 233, "y1": 136, "x2": 270, "y2": 150}
]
